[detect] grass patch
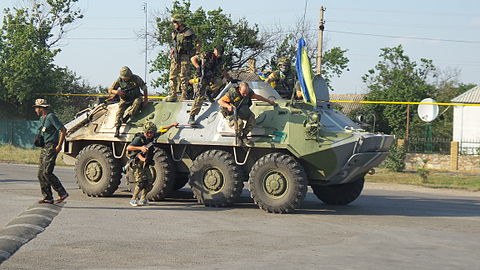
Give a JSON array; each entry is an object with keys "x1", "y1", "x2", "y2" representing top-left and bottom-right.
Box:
[
  {"x1": 367, "y1": 168, "x2": 480, "y2": 191},
  {"x1": 0, "y1": 144, "x2": 68, "y2": 166}
]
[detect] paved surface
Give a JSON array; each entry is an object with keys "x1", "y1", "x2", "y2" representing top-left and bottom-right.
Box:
[{"x1": 0, "y1": 163, "x2": 479, "y2": 270}]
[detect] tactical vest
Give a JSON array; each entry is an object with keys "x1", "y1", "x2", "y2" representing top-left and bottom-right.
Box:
[
  {"x1": 172, "y1": 27, "x2": 196, "y2": 58},
  {"x1": 221, "y1": 87, "x2": 254, "y2": 118},
  {"x1": 201, "y1": 51, "x2": 223, "y2": 79},
  {"x1": 118, "y1": 75, "x2": 142, "y2": 102},
  {"x1": 275, "y1": 71, "x2": 296, "y2": 98},
  {"x1": 128, "y1": 133, "x2": 153, "y2": 159}
]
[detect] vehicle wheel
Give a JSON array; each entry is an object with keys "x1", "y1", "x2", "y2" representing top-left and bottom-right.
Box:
[
  {"x1": 311, "y1": 176, "x2": 365, "y2": 205},
  {"x1": 249, "y1": 153, "x2": 307, "y2": 213},
  {"x1": 75, "y1": 144, "x2": 121, "y2": 197},
  {"x1": 189, "y1": 150, "x2": 245, "y2": 207},
  {"x1": 144, "y1": 148, "x2": 175, "y2": 201},
  {"x1": 173, "y1": 173, "x2": 189, "y2": 190}
]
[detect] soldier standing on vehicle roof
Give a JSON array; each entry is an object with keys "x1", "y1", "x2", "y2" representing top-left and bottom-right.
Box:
[
  {"x1": 218, "y1": 82, "x2": 276, "y2": 147},
  {"x1": 33, "y1": 99, "x2": 69, "y2": 204},
  {"x1": 265, "y1": 57, "x2": 302, "y2": 99},
  {"x1": 109, "y1": 66, "x2": 148, "y2": 137},
  {"x1": 167, "y1": 14, "x2": 199, "y2": 102},
  {"x1": 188, "y1": 45, "x2": 232, "y2": 125},
  {"x1": 126, "y1": 121, "x2": 179, "y2": 207}
]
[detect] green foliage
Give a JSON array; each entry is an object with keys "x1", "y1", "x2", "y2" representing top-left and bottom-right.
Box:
[
  {"x1": 361, "y1": 45, "x2": 436, "y2": 137},
  {"x1": 0, "y1": 0, "x2": 87, "y2": 120},
  {"x1": 417, "y1": 158, "x2": 430, "y2": 183},
  {"x1": 268, "y1": 33, "x2": 349, "y2": 90},
  {"x1": 151, "y1": 0, "x2": 265, "y2": 89},
  {"x1": 383, "y1": 143, "x2": 406, "y2": 172}
]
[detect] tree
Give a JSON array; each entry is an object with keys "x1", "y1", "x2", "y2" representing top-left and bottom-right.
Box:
[
  {"x1": 150, "y1": 0, "x2": 267, "y2": 90},
  {"x1": 266, "y1": 20, "x2": 349, "y2": 90},
  {"x1": 358, "y1": 45, "x2": 436, "y2": 137},
  {"x1": 0, "y1": 0, "x2": 83, "y2": 119}
]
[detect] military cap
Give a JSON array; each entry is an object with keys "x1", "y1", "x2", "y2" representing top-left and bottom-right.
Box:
[
  {"x1": 171, "y1": 14, "x2": 185, "y2": 25},
  {"x1": 277, "y1": 57, "x2": 290, "y2": 65},
  {"x1": 33, "y1": 98, "x2": 50, "y2": 108},
  {"x1": 120, "y1": 66, "x2": 132, "y2": 79},
  {"x1": 143, "y1": 122, "x2": 157, "y2": 133}
]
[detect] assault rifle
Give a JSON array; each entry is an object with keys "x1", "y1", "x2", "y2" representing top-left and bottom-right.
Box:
[{"x1": 140, "y1": 141, "x2": 155, "y2": 169}]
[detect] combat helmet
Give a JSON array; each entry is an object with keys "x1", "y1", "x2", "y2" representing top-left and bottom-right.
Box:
[
  {"x1": 171, "y1": 14, "x2": 185, "y2": 25},
  {"x1": 143, "y1": 122, "x2": 157, "y2": 133},
  {"x1": 120, "y1": 66, "x2": 132, "y2": 79},
  {"x1": 277, "y1": 57, "x2": 290, "y2": 66}
]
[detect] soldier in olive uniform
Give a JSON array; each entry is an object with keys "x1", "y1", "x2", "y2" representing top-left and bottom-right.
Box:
[
  {"x1": 109, "y1": 66, "x2": 148, "y2": 137},
  {"x1": 266, "y1": 57, "x2": 301, "y2": 99},
  {"x1": 188, "y1": 45, "x2": 232, "y2": 125},
  {"x1": 126, "y1": 121, "x2": 178, "y2": 207},
  {"x1": 33, "y1": 99, "x2": 69, "y2": 204},
  {"x1": 218, "y1": 82, "x2": 276, "y2": 147},
  {"x1": 168, "y1": 14, "x2": 199, "y2": 102}
]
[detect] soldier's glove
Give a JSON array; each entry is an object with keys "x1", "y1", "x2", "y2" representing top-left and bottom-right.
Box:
[{"x1": 196, "y1": 67, "x2": 202, "y2": 77}]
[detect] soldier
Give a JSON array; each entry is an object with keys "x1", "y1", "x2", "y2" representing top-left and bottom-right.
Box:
[
  {"x1": 188, "y1": 45, "x2": 232, "y2": 125},
  {"x1": 168, "y1": 13, "x2": 198, "y2": 102},
  {"x1": 33, "y1": 99, "x2": 69, "y2": 204},
  {"x1": 108, "y1": 66, "x2": 148, "y2": 137},
  {"x1": 126, "y1": 121, "x2": 178, "y2": 207},
  {"x1": 265, "y1": 57, "x2": 301, "y2": 99},
  {"x1": 218, "y1": 82, "x2": 276, "y2": 147}
]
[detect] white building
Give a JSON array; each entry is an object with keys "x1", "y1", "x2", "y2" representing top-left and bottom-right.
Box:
[{"x1": 452, "y1": 85, "x2": 480, "y2": 154}]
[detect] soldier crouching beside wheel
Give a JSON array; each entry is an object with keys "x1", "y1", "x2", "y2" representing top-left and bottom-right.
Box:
[
  {"x1": 218, "y1": 81, "x2": 276, "y2": 147},
  {"x1": 126, "y1": 121, "x2": 178, "y2": 207}
]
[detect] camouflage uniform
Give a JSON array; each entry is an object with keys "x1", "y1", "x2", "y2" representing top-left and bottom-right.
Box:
[
  {"x1": 190, "y1": 50, "x2": 225, "y2": 117},
  {"x1": 267, "y1": 57, "x2": 298, "y2": 99},
  {"x1": 37, "y1": 112, "x2": 68, "y2": 201},
  {"x1": 128, "y1": 123, "x2": 169, "y2": 203},
  {"x1": 169, "y1": 16, "x2": 197, "y2": 100},
  {"x1": 220, "y1": 86, "x2": 256, "y2": 138},
  {"x1": 110, "y1": 73, "x2": 147, "y2": 129}
]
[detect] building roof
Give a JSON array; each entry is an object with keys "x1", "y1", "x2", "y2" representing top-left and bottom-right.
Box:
[
  {"x1": 451, "y1": 85, "x2": 480, "y2": 103},
  {"x1": 330, "y1": 94, "x2": 366, "y2": 114}
]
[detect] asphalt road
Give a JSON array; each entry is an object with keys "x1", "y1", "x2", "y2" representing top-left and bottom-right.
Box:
[{"x1": 0, "y1": 163, "x2": 479, "y2": 270}]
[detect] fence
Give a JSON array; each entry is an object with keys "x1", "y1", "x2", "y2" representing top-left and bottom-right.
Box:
[
  {"x1": 0, "y1": 120, "x2": 40, "y2": 148},
  {"x1": 404, "y1": 137, "x2": 452, "y2": 155}
]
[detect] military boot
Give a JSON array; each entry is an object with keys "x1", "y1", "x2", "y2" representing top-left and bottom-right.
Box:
[
  {"x1": 242, "y1": 137, "x2": 254, "y2": 147},
  {"x1": 114, "y1": 126, "x2": 120, "y2": 137},
  {"x1": 188, "y1": 115, "x2": 196, "y2": 125}
]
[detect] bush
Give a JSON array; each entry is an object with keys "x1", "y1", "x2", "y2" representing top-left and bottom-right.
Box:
[{"x1": 383, "y1": 143, "x2": 406, "y2": 172}]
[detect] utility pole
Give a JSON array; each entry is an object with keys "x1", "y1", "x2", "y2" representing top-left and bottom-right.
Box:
[
  {"x1": 143, "y1": 2, "x2": 148, "y2": 83},
  {"x1": 316, "y1": 6, "x2": 325, "y2": 75}
]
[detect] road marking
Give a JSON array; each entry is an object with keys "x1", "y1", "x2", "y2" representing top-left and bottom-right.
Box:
[{"x1": 18, "y1": 214, "x2": 53, "y2": 222}]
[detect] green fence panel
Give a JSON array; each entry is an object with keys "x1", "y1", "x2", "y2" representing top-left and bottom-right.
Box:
[{"x1": 0, "y1": 120, "x2": 40, "y2": 148}]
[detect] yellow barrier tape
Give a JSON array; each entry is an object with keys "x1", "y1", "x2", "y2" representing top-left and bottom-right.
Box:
[
  {"x1": 39, "y1": 93, "x2": 479, "y2": 106},
  {"x1": 40, "y1": 93, "x2": 166, "y2": 99},
  {"x1": 329, "y1": 100, "x2": 480, "y2": 107}
]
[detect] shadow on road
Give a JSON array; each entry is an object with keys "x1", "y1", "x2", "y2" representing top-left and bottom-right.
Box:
[{"x1": 297, "y1": 193, "x2": 480, "y2": 217}]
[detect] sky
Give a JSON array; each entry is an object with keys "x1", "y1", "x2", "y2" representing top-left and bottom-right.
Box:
[{"x1": 2, "y1": 0, "x2": 480, "y2": 94}]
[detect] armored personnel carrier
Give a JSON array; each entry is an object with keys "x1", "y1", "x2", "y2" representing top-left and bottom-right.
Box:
[{"x1": 63, "y1": 76, "x2": 394, "y2": 213}]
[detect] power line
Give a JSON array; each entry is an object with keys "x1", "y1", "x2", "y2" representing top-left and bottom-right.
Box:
[{"x1": 326, "y1": 29, "x2": 480, "y2": 44}]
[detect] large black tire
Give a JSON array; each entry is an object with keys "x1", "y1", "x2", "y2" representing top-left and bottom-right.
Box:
[
  {"x1": 249, "y1": 153, "x2": 307, "y2": 214},
  {"x1": 173, "y1": 173, "x2": 189, "y2": 191},
  {"x1": 126, "y1": 148, "x2": 175, "y2": 201},
  {"x1": 189, "y1": 150, "x2": 245, "y2": 207},
  {"x1": 311, "y1": 176, "x2": 365, "y2": 205},
  {"x1": 75, "y1": 144, "x2": 122, "y2": 197}
]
